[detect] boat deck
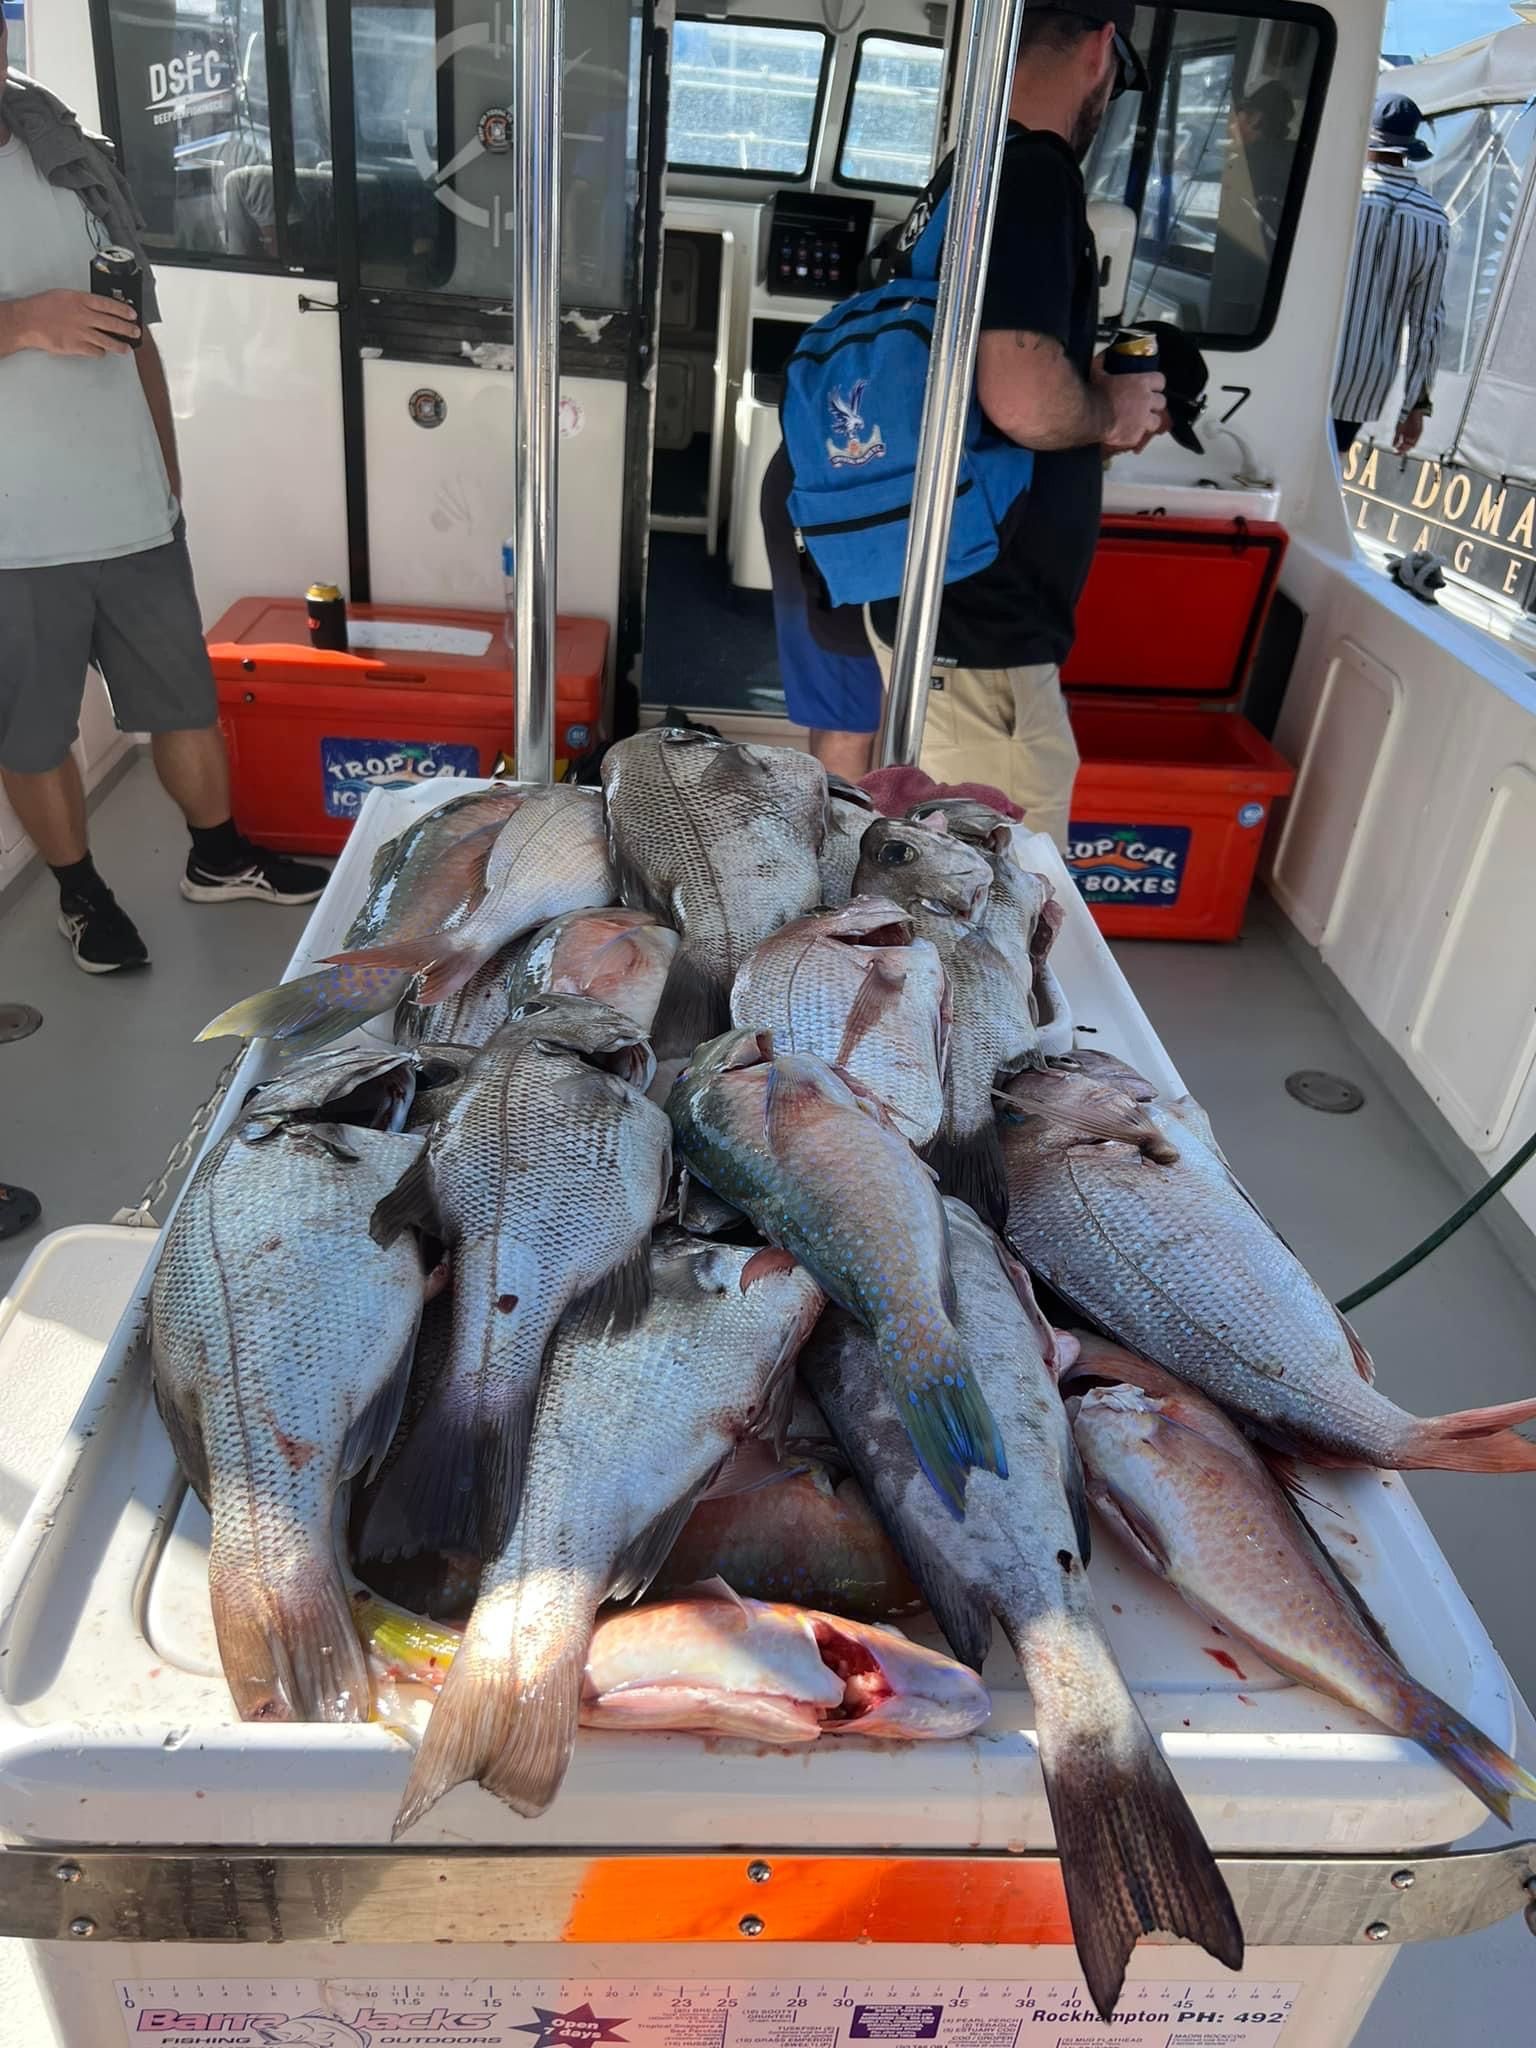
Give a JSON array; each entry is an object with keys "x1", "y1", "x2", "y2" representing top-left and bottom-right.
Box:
[{"x1": 0, "y1": 754, "x2": 1532, "y2": 2041}]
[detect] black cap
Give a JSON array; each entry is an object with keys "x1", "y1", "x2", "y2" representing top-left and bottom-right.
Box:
[
  {"x1": 1022, "y1": 0, "x2": 1149, "y2": 97},
  {"x1": 1133, "y1": 321, "x2": 1208, "y2": 454},
  {"x1": 1371, "y1": 91, "x2": 1432, "y2": 161}
]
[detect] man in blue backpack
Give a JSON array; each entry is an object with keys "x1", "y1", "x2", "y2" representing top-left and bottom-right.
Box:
[{"x1": 782, "y1": 0, "x2": 1166, "y2": 847}]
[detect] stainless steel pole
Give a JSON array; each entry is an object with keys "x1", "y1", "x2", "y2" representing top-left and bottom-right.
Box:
[
  {"x1": 512, "y1": 0, "x2": 563, "y2": 784},
  {"x1": 877, "y1": 0, "x2": 1030, "y2": 768}
]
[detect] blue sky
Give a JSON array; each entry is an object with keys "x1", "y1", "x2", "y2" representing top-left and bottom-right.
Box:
[{"x1": 1383, "y1": 0, "x2": 1525, "y2": 61}]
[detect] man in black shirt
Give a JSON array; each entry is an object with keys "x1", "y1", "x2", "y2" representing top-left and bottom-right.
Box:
[{"x1": 862, "y1": 0, "x2": 1165, "y2": 848}]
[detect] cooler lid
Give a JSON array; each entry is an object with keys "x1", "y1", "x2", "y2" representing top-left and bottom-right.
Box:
[{"x1": 1062, "y1": 517, "x2": 1288, "y2": 702}]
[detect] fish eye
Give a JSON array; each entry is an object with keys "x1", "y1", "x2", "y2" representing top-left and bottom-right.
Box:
[{"x1": 876, "y1": 839, "x2": 918, "y2": 867}]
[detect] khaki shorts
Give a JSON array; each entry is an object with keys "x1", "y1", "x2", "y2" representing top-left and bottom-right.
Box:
[
  {"x1": 864, "y1": 612, "x2": 1080, "y2": 851},
  {"x1": 0, "y1": 525, "x2": 216, "y2": 774}
]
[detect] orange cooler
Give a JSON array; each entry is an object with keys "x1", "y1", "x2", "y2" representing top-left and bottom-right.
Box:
[
  {"x1": 1061, "y1": 517, "x2": 1294, "y2": 942},
  {"x1": 207, "y1": 596, "x2": 608, "y2": 854}
]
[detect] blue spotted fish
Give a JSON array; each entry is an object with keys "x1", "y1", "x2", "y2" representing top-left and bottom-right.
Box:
[{"x1": 665, "y1": 1029, "x2": 1005, "y2": 1517}]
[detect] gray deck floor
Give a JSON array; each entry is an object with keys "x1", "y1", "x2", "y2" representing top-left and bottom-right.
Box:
[{"x1": 0, "y1": 755, "x2": 1532, "y2": 2041}]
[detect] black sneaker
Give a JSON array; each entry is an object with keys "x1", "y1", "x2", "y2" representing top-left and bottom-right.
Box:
[
  {"x1": 181, "y1": 842, "x2": 329, "y2": 907},
  {"x1": 0, "y1": 1183, "x2": 41, "y2": 1241},
  {"x1": 57, "y1": 889, "x2": 151, "y2": 974}
]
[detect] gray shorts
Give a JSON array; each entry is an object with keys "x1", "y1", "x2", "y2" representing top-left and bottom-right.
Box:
[{"x1": 0, "y1": 526, "x2": 217, "y2": 774}]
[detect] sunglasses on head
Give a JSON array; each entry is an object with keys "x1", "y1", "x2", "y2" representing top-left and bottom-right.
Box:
[{"x1": 1110, "y1": 29, "x2": 1147, "y2": 100}]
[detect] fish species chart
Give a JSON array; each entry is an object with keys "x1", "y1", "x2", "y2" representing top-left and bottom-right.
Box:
[{"x1": 116, "y1": 1978, "x2": 1300, "y2": 2048}]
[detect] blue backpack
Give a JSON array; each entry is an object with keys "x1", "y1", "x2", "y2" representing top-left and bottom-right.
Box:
[{"x1": 780, "y1": 138, "x2": 1035, "y2": 610}]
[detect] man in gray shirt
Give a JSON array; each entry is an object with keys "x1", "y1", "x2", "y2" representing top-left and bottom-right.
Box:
[{"x1": 0, "y1": 26, "x2": 327, "y2": 973}]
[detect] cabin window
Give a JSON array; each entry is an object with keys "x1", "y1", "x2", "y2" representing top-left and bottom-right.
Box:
[
  {"x1": 836, "y1": 33, "x2": 945, "y2": 193},
  {"x1": 1085, "y1": 2, "x2": 1331, "y2": 348},
  {"x1": 668, "y1": 18, "x2": 831, "y2": 180},
  {"x1": 1417, "y1": 101, "x2": 1536, "y2": 378}
]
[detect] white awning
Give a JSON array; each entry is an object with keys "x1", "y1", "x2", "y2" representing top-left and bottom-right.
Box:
[{"x1": 1388, "y1": 23, "x2": 1536, "y2": 117}]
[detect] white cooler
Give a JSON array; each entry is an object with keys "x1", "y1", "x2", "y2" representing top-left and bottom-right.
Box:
[{"x1": 0, "y1": 784, "x2": 1530, "y2": 2048}]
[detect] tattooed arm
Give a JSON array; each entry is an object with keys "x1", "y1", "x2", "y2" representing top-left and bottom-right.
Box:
[{"x1": 976, "y1": 331, "x2": 1165, "y2": 452}]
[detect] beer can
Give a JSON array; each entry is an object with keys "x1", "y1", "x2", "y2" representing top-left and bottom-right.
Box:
[
  {"x1": 89, "y1": 245, "x2": 143, "y2": 349},
  {"x1": 1103, "y1": 328, "x2": 1161, "y2": 376},
  {"x1": 306, "y1": 582, "x2": 349, "y2": 653}
]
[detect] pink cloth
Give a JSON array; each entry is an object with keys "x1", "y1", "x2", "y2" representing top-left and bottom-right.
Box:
[{"x1": 856, "y1": 765, "x2": 1025, "y2": 822}]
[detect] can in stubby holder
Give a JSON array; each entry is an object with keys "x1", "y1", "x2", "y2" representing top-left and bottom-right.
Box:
[
  {"x1": 88, "y1": 246, "x2": 142, "y2": 348},
  {"x1": 1103, "y1": 328, "x2": 1161, "y2": 377},
  {"x1": 306, "y1": 582, "x2": 349, "y2": 652}
]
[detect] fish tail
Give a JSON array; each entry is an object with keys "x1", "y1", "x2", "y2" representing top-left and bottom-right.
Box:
[
  {"x1": 1397, "y1": 1397, "x2": 1536, "y2": 1472},
  {"x1": 923, "y1": 1122, "x2": 1008, "y2": 1232},
  {"x1": 208, "y1": 1540, "x2": 370, "y2": 1724},
  {"x1": 1394, "y1": 1686, "x2": 1536, "y2": 1824},
  {"x1": 393, "y1": 1590, "x2": 591, "y2": 1835},
  {"x1": 1024, "y1": 1623, "x2": 1242, "y2": 2020},
  {"x1": 878, "y1": 1327, "x2": 1007, "y2": 1520},
  {"x1": 324, "y1": 938, "x2": 480, "y2": 1008},
  {"x1": 197, "y1": 964, "x2": 413, "y2": 1047},
  {"x1": 650, "y1": 949, "x2": 731, "y2": 1060},
  {"x1": 357, "y1": 1393, "x2": 530, "y2": 1566}
]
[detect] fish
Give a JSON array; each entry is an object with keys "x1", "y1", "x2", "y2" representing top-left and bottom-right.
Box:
[
  {"x1": 391, "y1": 1233, "x2": 826, "y2": 1828},
  {"x1": 730, "y1": 895, "x2": 949, "y2": 1146},
  {"x1": 601, "y1": 726, "x2": 828, "y2": 1052},
  {"x1": 802, "y1": 1201, "x2": 1243, "y2": 2022},
  {"x1": 653, "y1": 1449, "x2": 925, "y2": 1620},
  {"x1": 197, "y1": 785, "x2": 525, "y2": 1050},
  {"x1": 358, "y1": 994, "x2": 674, "y2": 1569},
  {"x1": 150, "y1": 1065, "x2": 435, "y2": 1723},
  {"x1": 357, "y1": 1586, "x2": 989, "y2": 1746},
  {"x1": 1001, "y1": 1062, "x2": 1536, "y2": 1472},
  {"x1": 1066, "y1": 1335, "x2": 1536, "y2": 1824},
  {"x1": 666, "y1": 1029, "x2": 1006, "y2": 1516},
  {"x1": 820, "y1": 775, "x2": 878, "y2": 907},
  {"x1": 401, "y1": 908, "x2": 681, "y2": 1048},
  {"x1": 234, "y1": 1046, "x2": 423, "y2": 1140},
  {"x1": 853, "y1": 817, "x2": 1051, "y2": 1228}
]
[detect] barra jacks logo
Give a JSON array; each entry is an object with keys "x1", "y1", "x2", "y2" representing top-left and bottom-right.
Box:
[
  {"x1": 1067, "y1": 823, "x2": 1191, "y2": 905},
  {"x1": 827, "y1": 382, "x2": 886, "y2": 469},
  {"x1": 512, "y1": 2005, "x2": 629, "y2": 2048}
]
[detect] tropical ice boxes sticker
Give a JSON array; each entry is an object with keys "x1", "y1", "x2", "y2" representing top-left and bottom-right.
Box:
[
  {"x1": 322, "y1": 736, "x2": 481, "y2": 817},
  {"x1": 1067, "y1": 823, "x2": 1193, "y2": 905}
]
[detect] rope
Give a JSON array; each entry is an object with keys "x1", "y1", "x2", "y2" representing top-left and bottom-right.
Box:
[
  {"x1": 111, "y1": 1052, "x2": 244, "y2": 1228},
  {"x1": 1336, "y1": 1126, "x2": 1536, "y2": 1313}
]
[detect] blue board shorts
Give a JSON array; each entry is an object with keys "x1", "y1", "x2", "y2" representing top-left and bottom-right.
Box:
[{"x1": 761, "y1": 445, "x2": 883, "y2": 735}]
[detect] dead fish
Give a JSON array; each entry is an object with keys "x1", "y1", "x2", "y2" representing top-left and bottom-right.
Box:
[
  {"x1": 1066, "y1": 1336, "x2": 1536, "y2": 1824},
  {"x1": 197, "y1": 785, "x2": 525, "y2": 1050},
  {"x1": 1001, "y1": 1064, "x2": 1536, "y2": 1473},
  {"x1": 820, "y1": 776, "x2": 878, "y2": 907},
  {"x1": 854, "y1": 817, "x2": 1049, "y2": 1229},
  {"x1": 602, "y1": 726, "x2": 827, "y2": 1052},
  {"x1": 403, "y1": 908, "x2": 680, "y2": 1048},
  {"x1": 234, "y1": 1046, "x2": 423, "y2": 1141},
  {"x1": 359, "y1": 1585, "x2": 988, "y2": 1746},
  {"x1": 151, "y1": 1075, "x2": 434, "y2": 1723},
  {"x1": 667, "y1": 1029, "x2": 1006, "y2": 1517},
  {"x1": 654, "y1": 1449, "x2": 924, "y2": 1621},
  {"x1": 803, "y1": 1201, "x2": 1243, "y2": 2022},
  {"x1": 997, "y1": 1061, "x2": 1179, "y2": 1164},
  {"x1": 359, "y1": 994, "x2": 673, "y2": 1569},
  {"x1": 731, "y1": 896, "x2": 949, "y2": 1146},
  {"x1": 391, "y1": 1234, "x2": 826, "y2": 1828}
]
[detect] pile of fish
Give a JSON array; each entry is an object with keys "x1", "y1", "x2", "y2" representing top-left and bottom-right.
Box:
[{"x1": 152, "y1": 732, "x2": 1536, "y2": 2022}]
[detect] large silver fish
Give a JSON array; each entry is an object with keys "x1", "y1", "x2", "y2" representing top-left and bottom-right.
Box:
[
  {"x1": 602, "y1": 726, "x2": 827, "y2": 1052},
  {"x1": 151, "y1": 1060, "x2": 435, "y2": 1723},
  {"x1": 820, "y1": 776, "x2": 878, "y2": 907},
  {"x1": 666, "y1": 1029, "x2": 1004, "y2": 1516},
  {"x1": 803, "y1": 1202, "x2": 1243, "y2": 2022},
  {"x1": 1001, "y1": 1062, "x2": 1536, "y2": 1472},
  {"x1": 853, "y1": 817, "x2": 1049, "y2": 1227},
  {"x1": 730, "y1": 896, "x2": 949, "y2": 1146},
  {"x1": 359, "y1": 995, "x2": 673, "y2": 1567},
  {"x1": 1065, "y1": 1335, "x2": 1536, "y2": 1825},
  {"x1": 392, "y1": 1232, "x2": 826, "y2": 1831}
]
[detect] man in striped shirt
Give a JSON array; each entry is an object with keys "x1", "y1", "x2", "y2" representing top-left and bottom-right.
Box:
[{"x1": 1331, "y1": 94, "x2": 1449, "y2": 458}]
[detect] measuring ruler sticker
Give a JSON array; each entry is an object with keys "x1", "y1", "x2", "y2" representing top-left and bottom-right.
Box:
[{"x1": 115, "y1": 1977, "x2": 1300, "y2": 2048}]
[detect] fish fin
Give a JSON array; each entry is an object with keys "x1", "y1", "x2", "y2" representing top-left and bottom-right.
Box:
[
  {"x1": 1104, "y1": 1486, "x2": 1173, "y2": 1575},
  {"x1": 1337, "y1": 1310, "x2": 1377, "y2": 1383},
  {"x1": 357, "y1": 1395, "x2": 530, "y2": 1566},
  {"x1": 988, "y1": 1079, "x2": 1178, "y2": 1163},
  {"x1": 749, "y1": 1335, "x2": 804, "y2": 1462},
  {"x1": 152, "y1": 1381, "x2": 212, "y2": 1506},
  {"x1": 610, "y1": 846, "x2": 671, "y2": 921},
  {"x1": 208, "y1": 1538, "x2": 371, "y2": 1724},
  {"x1": 660, "y1": 1575, "x2": 756, "y2": 1623},
  {"x1": 651, "y1": 950, "x2": 731, "y2": 1059},
  {"x1": 368, "y1": 1146, "x2": 441, "y2": 1250},
  {"x1": 607, "y1": 1468, "x2": 729, "y2": 1605},
  {"x1": 876, "y1": 1332, "x2": 1007, "y2": 1519},
  {"x1": 762, "y1": 1053, "x2": 831, "y2": 1159},
  {"x1": 924, "y1": 1122, "x2": 1008, "y2": 1233},
  {"x1": 838, "y1": 1069, "x2": 910, "y2": 1139},
  {"x1": 740, "y1": 1246, "x2": 800, "y2": 1291},
  {"x1": 1063, "y1": 1433, "x2": 1094, "y2": 1568},
  {"x1": 341, "y1": 1326, "x2": 420, "y2": 1487},
  {"x1": 1038, "y1": 1705, "x2": 1243, "y2": 2020},
  {"x1": 833, "y1": 957, "x2": 908, "y2": 1068},
  {"x1": 1393, "y1": 1691, "x2": 1536, "y2": 1825},
  {"x1": 1281, "y1": 1499, "x2": 1399, "y2": 1659},
  {"x1": 394, "y1": 1628, "x2": 584, "y2": 1832},
  {"x1": 197, "y1": 965, "x2": 411, "y2": 1048},
  {"x1": 564, "y1": 1240, "x2": 654, "y2": 1342},
  {"x1": 914, "y1": 1553, "x2": 996, "y2": 1674},
  {"x1": 1398, "y1": 1398, "x2": 1536, "y2": 1473}
]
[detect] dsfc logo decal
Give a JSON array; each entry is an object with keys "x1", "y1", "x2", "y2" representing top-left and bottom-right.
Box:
[{"x1": 1067, "y1": 823, "x2": 1191, "y2": 905}]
